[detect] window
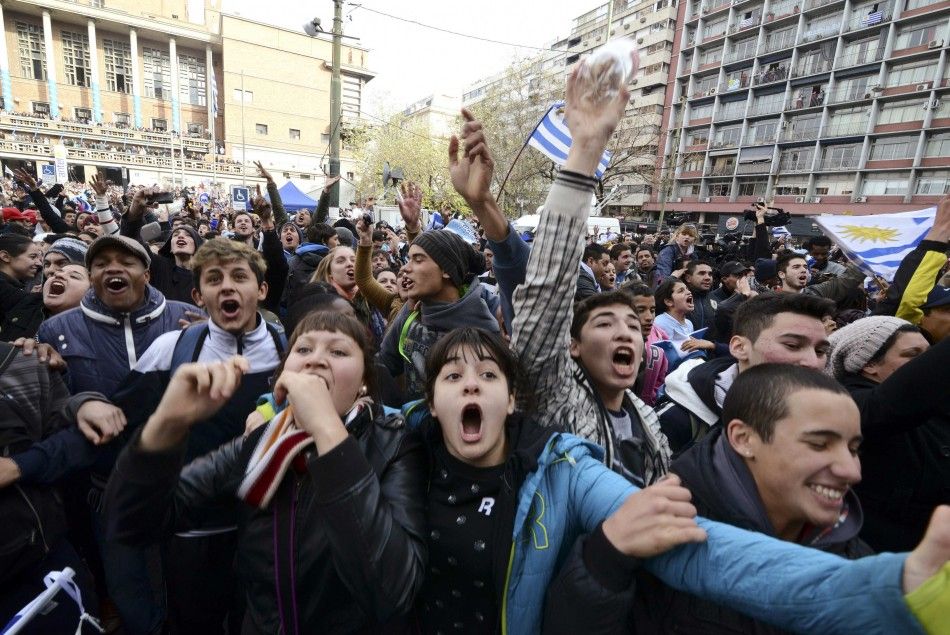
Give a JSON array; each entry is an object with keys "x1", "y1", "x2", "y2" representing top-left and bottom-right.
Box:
[
  {"x1": 895, "y1": 21, "x2": 942, "y2": 49},
  {"x1": 702, "y1": 17, "x2": 727, "y2": 39},
  {"x1": 869, "y1": 135, "x2": 917, "y2": 160},
  {"x1": 690, "y1": 103, "x2": 714, "y2": 120},
  {"x1": 737, "y1": 181, "x2": 768, "y2": 196},
  {"x1": 752, "y1": 92, "x2": 785, "y2": 115},
  {"x1": 143, "y1": 48, "x2": 171, "y2": 100},
  {"x1": 233, "y1": 89, "x2": 253, "y2": 104},
  {"x1": 62, "y1": 30, "x2": 91, "y2": 87},
  {"x1": 832, "y1": 75, "x2": 875, "y2": 102},
  {"x1": 714, "y1": 125, "x2": 741, "y2": 146},
  {"x1": 289, "y1": 128, "x2": 301, "y2": 140},
  {"x1": 822, "y1": 144, "x2": 860, "y2": 169},
  {"x1": 779, "y1": 147, "x2": 815, "y2": 171},
  {"x1": 152, "y1": 118, "x2": 167, "y2": 131},
  {"x1": 103, "y1": 39, "x2": 133, "y2": 93},
  {"x1": 731, "y1": 36, "x2": 757, "y2": 61},
  {"x1": 826, "y1": 106, "x2": 870, "y2": 135},
  {"x1": 774, "y1": 179, "x2": 809, "y2": 195},
  {"x1": 187, "y1": 123, "x2": 203, "y2": 135},
  {"x1": 925, "y1": 132, "x2": 950, "y2": 156},
  {"x1": 877, "y1": 99, "x2": 927, "y2": 124},
  {"x1": 74, "y1": 107, "x2": 91, "y2": 123},
  {"x1": 687, "y1": 128, "x2": 709, "y2": 145},
  {"x1": 32, "y1": 101, "x2": 49, "y2": 116},
  {"x1": 718, "y1": 100, "x2": 746, "y2": 119},
  {"x1": 862, "y1": 172, "x2": 910, "y2": 195},
  {"x1": 888, "y1": 61, "x2": 937, "y2": 86},
  {"x1": 915, "y1": 170, "x2": 950, "y2": 194},
  {"x1": 178, "y1": 53, "x2": 207, "y2": 106},
  {"x1": 709, "y1": 183, "x2": 731, "y2": 196},
  {"x1": 699, "y1": 46, "x2": 723, "y2": 65},
  {"x1": 677, "y1": 182, "x2": 703, "y2": 196},
  {"x1": 765, "y1": 27, "x2": 796, "y2": 52},
  {"x1": 814, "y1": 175, "x2": 855, "y2": 195},
  {"x1": 750, "y1": 120, "x2": 778, "y2": 143},
  {"x1": 906, "y1": 0, "x2": 941, "y2": 9},
  {"x1": 16, "y1": 21, "x2": 46, "y2": 80},
  {"x1": 843, "y1": 37, "x2": 883, "y2": 66},
  {"x1": 114, "y1": 112, "x2": 130, "y2": 128},
  {"x1": 256, "y1": 123, "x2": 268, "y2": 135},
  {"x1": 683, "y1": 155, "x2": 704, "y2": 171}
]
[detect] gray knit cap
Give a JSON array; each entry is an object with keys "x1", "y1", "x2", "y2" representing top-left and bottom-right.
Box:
[
  {"x1": 47, "y1": 237, "x2": 88, "y2": 266},
  {"x1": 412, "y1": 229, "x2": 485, "y2": 288},
  {"x1": 827, "y1": 315, "x2": 911, "y2": 378}
]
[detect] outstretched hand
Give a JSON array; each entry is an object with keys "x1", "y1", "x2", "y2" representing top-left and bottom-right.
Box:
[
  {"x1": 90, "y1": 173, "x2": 109, "y2": 197},
  {"x1": 254, "y1": 160, "x2": 273, "y2": 183},
  {"x1": 12, "y1": 168, "x2": 36, "y2": 190},
  {"x1": 563, "y1": 54, "x2": 632, "y2": 176},
  {"x1": 397, "y1": 181, "x2": 423, "y2": 232},
  {"x1": 449, "y1": 108, "x2": 495, "y2": 208}
]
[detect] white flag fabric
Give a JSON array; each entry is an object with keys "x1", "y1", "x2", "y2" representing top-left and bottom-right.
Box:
[
  {"x1": 210, "y1": 66, "x2": 219, "y2": 117},
  {"x1": 813, "y1": 208, "x2": 936, "y2": 281},
  {"x1": 528, "y1": 102, "x2": 611, "y2": 179}
]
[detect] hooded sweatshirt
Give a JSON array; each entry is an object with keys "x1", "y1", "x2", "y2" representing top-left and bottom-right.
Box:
[
  {"x1": 152, "y1": 225, "x2": 204, "y2": 304},
  {"x1": 379, "y1": 280, "x2": 500, "y2": 401},
  {"x1": 631, "y1": 427, "x2": 871, "y2": 635}
]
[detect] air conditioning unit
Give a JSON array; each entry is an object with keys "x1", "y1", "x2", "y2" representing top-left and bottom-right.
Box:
[
  {"x1": 932, "y1": 98, "x2": 941, "y2": 108},
  {"x1": 708, "y1": 87, "x2": 718, "y2": 95},
  {"x1": 632, "y1": 78, "x2": 639, "y2": 85},
  {"x1": 916, "y1": 82, "x2": 933, "y2": 91},
  {"x1": 795, "y1": 196, "x2": 806, "y2": 203},
  {"x1": 640, "y1": 15, "x2": 647, "y2": 23},
  {"x1": 812, "y1": 196, "x2": 822, "y2": 203},
  {"x1": 929, "y1": 39, "x2": 943, "y2": 49},
  {"x1": 870, "y1": 85, "x2": 883, "y2": 92},
  {"x1": 853, "y1": 196, "x2": 868, "y2": 203},
  {"x1": 702, "y1": 197, "x2": 712, "y2": 202},
  {"x1": 781, "y1": 120, "x2": 789, "y2": 128}
]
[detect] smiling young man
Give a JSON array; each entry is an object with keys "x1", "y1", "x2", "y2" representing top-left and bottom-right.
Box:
[
  {"x1": 635, "y1": 364, "x2": 871, "y2": 633},
  {"x1": 657, "y1": 292, "x2": 835, "y2": 456}
]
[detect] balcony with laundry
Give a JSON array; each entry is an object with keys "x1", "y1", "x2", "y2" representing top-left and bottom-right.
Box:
[
  {"x1": 730, "y1": 9, "x2": 762, "y2": 34},
  {"x1": 845, "y1": 2, "x2": 892, "y2": 34},
  {"x1": 719, "y1": 67, "x2": 753, "y2": 94},
  {"x1": 789, "y1": 84, "x2": 828, "y2": 110}
]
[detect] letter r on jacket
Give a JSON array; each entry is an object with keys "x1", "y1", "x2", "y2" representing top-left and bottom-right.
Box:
[{"x1": 477, "y1": 497, "x2": 495, "y2": 516}]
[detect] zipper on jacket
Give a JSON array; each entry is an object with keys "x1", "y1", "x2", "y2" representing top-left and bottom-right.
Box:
[
  {"x1": 15, "y1": 484, "x2": 50, "y2": 555},
  {"x1": 123, "y1": 314, "x2": 137, "y2": 369},
  {"x1": 500, "y1": 541, "x2": 515, "y2": 635}
]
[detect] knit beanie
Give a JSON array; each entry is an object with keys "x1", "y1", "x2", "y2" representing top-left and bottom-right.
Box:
[
  {"x1": 412, "y1": 229, "x2": 486, "y2": 288},
  {"x1": 335, "y1": 227, "x2": 355, "y2": 248},
  {"x1": 47, "y1": 237, "x2": 88, "y2": 265},
  {"x1": 279, "y1": 221, "x2": 304, "y2": 245},
  {"x1": 827, "y1": 315, "x2": 910, "y2": 378}
]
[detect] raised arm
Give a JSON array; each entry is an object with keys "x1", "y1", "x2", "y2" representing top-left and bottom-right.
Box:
[
  {"x1": 15, "y1": 168, "x2": 70, "y2": 234},
  {"x1": 354, "y1": 217, "x2": 397, "y2": 314},
  {"x1": 255, "y1": 161, "x2": 288, "y2": 228}
]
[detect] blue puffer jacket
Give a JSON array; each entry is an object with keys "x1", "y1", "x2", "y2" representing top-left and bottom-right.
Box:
[
  {"x1": 37, "y1": 285, "x2": 197, "y2": 396},
  {"x1": 505, "y1": 433, "x2": 921, "y2": 635}
]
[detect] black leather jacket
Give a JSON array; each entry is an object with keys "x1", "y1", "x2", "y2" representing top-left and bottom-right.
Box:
[{"x1": 104, "y1": 404, "x2": 427, "y2": 634}]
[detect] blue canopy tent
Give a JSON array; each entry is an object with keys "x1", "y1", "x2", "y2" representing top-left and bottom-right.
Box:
[{"x1": 269, "y1": 180, "x2": 319, "y2": 212}]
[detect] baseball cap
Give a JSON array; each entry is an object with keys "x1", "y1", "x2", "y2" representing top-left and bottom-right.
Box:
[
  {"x1": 85, "y1": 235, "x2": 151, "y2": 269},
  {"x1": 721, "y1": 261, "x2": 752, "y2": 277},
  {"x1": 754, "y1": 258, "x2": 778, "y2": 284},
  {"x1": 2, "y1": 207, "x2": 36, "y2": 223},
  {"x1": 921, "y1": 285, "x2": 950, "y2": 310}
]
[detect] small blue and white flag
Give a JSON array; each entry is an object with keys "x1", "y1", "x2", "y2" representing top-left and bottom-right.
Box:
[
  {"x1": 862, "y1": 11, "x2": 883, "y2": 25},
  {"x1": 813, "y1": 208, "x2": 936, "y2": 281},
  {"x1": 528, "y1": 102, "x2": 611, "y2": 179},
  {"x1": 209, "y1": 66, "x2": 219, "y2": 117},
  {"x1": 2, "y1": 567, "x2": 103, "y2": 635}
]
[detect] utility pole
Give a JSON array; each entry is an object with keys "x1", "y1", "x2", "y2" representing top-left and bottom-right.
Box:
[
  {"x1": 241, "y1": 70, "x2": 246, "y2": 187},
  {"x1": 329, "y1": 0, "x2": 343, "y2": 209}
]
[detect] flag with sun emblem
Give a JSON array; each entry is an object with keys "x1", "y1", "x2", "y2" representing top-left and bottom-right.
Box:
[{"x1": 814, "y1": 208, "x2": 936, "y2": 281}]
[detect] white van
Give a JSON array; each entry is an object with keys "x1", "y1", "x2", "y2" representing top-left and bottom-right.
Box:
[{"x1": 513, "y1": 214, "x2": 621, "y2": 240}]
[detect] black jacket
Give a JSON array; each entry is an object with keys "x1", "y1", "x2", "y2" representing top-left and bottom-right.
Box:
[
  {"x1": 840, "y1": 337, "x2": 950, "y2": 552},
  {"x1": 629, "y1": 428, "x2": 871, "y2": 635},
  {"x1": 656, "y1": 357, "x2": 736, "y2": 456},
  {"x1": 0, "y1": 271, "x2": 43, "y2": 341},
  {"x1": 104, "y1": 404, "x2": 428, "y2": 634},
  {"x1": 685, "y1": 286, "x2": 716, "y2": 332}
]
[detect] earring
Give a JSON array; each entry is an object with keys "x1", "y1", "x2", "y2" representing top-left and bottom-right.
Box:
[{"x1": 358, "y1": 385, "x2": 367, "y2": 397}]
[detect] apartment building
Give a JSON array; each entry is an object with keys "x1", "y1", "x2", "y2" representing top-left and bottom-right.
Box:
[
  {"x1": 0, "y1": 0, "x2": 372, "y2": 198},
  {"x1": 401, "y1": 93, "x2": 460, "y2": 139},
  {"x1": 652, "y1": 0, "x2": 950, "y2": 226}
]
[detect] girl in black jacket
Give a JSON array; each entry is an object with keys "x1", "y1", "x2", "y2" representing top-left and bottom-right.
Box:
[
  {"x1": 0, "y1": 233, "x2": 43, "y2": 340},
  {"x1": 104, "y1": 311, "x2": 427, "y2": 634}
]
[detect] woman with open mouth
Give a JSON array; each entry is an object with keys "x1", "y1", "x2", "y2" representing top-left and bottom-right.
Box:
[
  {"x1": 405, "y1": 326, "x2": 944, "y2": 634},
  {"x1": 42, "y1": 263, "x2": 90, "y2": 316},
  {"x1": 311, "y1": 245, "x2": 387, "y2": 345}
]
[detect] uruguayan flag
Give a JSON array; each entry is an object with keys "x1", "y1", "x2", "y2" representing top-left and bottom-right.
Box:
[
  {"x1": 210, "y1": 66, "x2": 219, "y2": 117},
  {"x1": 813, "y1": 208, "x2": 936, "y2": 281},
  {"x1": 528, "y1": 102, "x2": 611, "y2": 179}
]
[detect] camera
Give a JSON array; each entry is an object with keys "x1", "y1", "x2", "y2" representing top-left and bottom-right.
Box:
[
  {"x1": 147, "y1": 191, "x2": 175, "y2": 205},
  {"x1": 743, "y1": 204, "x2": 791, "y2": 227},
  {"x1": 361, "y1": 213, "x2": 373, "y2": 227}
]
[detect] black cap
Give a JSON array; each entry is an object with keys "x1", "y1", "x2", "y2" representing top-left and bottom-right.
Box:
[{"x1": 721, "y1": 261, "x2": 752, "y2": 277}]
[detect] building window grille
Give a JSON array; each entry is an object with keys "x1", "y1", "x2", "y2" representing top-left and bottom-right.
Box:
[
  {"x1": 16, "y1": 21, "x2": 46, "y2": 80},
  {"x1": 62, "y1": 30, "x2": 91, "y2": 87},
  {"x1": 104, "y1": 39, "x2": 133, "y2": 93}
]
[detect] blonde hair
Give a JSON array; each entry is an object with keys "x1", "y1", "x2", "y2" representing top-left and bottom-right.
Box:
[
  {"x1": 191, "y1": 238, "x2": 267, "y2": 290},
  {"x1": 673, "y1": 224, "x2": 698, "y2": 238},
  {"x1": 310, "y1": 246, "x2": 354, "y2": 284}
]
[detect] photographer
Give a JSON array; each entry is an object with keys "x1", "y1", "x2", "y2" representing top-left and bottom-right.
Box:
[{"x1": 805, "y1": 235, "x2": 847, "y2": 278}]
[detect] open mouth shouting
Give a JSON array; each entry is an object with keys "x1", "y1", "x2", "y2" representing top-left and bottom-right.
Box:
[
  {"x1": 460, "y1": 403, "x2": 483, "y2": 443},
  {"x1": 220, "y1": 298, "x2": 242, "y2": 321},
  {"x1": 47, "y1": 279, "x2": 67, "y2": 297},
  {"x1": 105, "y1": 276, "x2": 129, "y2": 294},
  {"x1": 611, "y1": 346, "x2": 637, "y2": 378},
  {"x1": 175, "y1": 237, "x2": 190, "y2": 249}
]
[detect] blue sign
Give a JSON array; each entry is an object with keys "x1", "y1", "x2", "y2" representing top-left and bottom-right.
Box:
[
  {"x1": 40, "y1": 164, "x2": 55, "y2": 180},
  {"x1": 230, "y1": 186, "x2": 250, "y2": 211}
]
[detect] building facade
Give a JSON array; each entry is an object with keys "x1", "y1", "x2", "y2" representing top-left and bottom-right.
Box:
[
  {"x1": 650, "y1": 0, "x2": 950, "y2": 225},
  {"x1": 0, "y1": 0, "x2": 372, "y2": 200},
  {"x1": 401, "y1": 93, "x2": 460, "y2": 139}
]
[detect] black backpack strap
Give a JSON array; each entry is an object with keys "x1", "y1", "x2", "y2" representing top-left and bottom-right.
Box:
[
  {"x1": 170, "y1": 324, "x2": 211, "y2": 374},
  {"x1": 265, "y1": 322, "x2": 287, "y2": 356}
]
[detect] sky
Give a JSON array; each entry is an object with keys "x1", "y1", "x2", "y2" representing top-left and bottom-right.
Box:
[{"x1": 224, "y1": 0, "x2": 598, "y2": 114}]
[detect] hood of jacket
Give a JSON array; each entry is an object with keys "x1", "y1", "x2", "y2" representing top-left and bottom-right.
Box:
[
  {"x1": 419, "y1": 279, "x2": 500, "y2": 333},
  {"x1": 296, "y1": 242, "x2": 329, "y2": 258},
  {"x1": 79, "y1": 284, "x2": 169, "y2": 326},
  {"x1": 662, "y1": 356, "x2": 737, "y2": 425},
  {"x1": 673, "y1": 427, "x2": 865, "y2": 550},
  {"x1": 158, "y1": 224, "x2": 204, "y2": 259}
]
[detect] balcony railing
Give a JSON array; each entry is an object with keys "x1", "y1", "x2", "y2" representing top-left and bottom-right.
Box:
[
  {"x1": 736, "y1": 161, "x2": 773, "y2": 174},
  {"x1": 767, "y1": 0, "x2": 802, "y2": 18},
  {"x1": 754, "y1": 66, "x2": 790, "y2": 85},
  {"x1": 720, "y1": 76, "x2": 752, "y2": 93},
  {"x1": 764, "y1": 32, "x2": 798, "y2": 52},
  {"x1": 702, "y1": 28, "x2": 728, "y2": 41},
  {"x1": 845, "y1": 12, "x2": 891, "y2": 33},
  {"x1": 702, "y1": 0, "x2": 733, "y2": 14},
  {"x1": 835, "y1": 48, "x2": 884, "y2": 68},
  {"x1": 823, "y1": 121, "x2": 868, "y2": 136},
  {"x1": 723, "y1": 47, "x2": 758, "y2": 63},
  {"x1": 781, "y1": 127, "x2": 820, "y2": 141},
  {"x1": 789, "y1": 90, "x2": 827, "y2": 108},
  {"x1": 750, "y1": 101, "x2": 785, "y2": 115},
  {"x1": 804, "y1": 0, "x2": 843, "y2": 10},
  {"x1": 829, "y1": 86, "x2": 875, "y2": 103},
  {"x1": 794, "y1": 59, "x2": 834, "y2": 77},
  {"x1": 819, "y1": 157, "x2": 860, "y2": 170},
  {"x1": 704, "y1": 165, "x2": 736, "y2": 175},
  {"x1": 802, "y1": 23, "x2": 841, "y2": 42},
  {"x1": 0, "y1": 113, "x2": 213, "y2": 151},
  {"x1": 730, "y1": 19, "x2": 761, "y2": 34},
  {"x1": 748, "y1": 133, "x2": 779, "y2": 145},
  {"x1": 778, "y1": 161, "x2": 814, "y2": 172}
]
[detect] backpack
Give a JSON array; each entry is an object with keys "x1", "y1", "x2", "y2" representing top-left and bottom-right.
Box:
[{"x1": 170, "y1": 321, "x2": 287, "y2": 373}]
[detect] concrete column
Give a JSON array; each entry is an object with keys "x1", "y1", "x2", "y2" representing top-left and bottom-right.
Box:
[
  {"x1": 169, "y1": 37, "x2": 180, "y2": 132},
  {"x1": 42, "y1": 11, "x2": 58, "y2": 117},
  {"x1": 0, "y1": 4, "x2": 12, "y2": 112},
  {"x1": 87, "y1": 20, "x2": 102, "y2": 123},
  {"x1": 130, "y1": 29, "x2": 142, "y2": 127}
]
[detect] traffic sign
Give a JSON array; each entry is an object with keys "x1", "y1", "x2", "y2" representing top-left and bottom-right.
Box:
[
  {"x1": 40, "y1": 164, "x2": 55, "y2": 180},
  {"x1": 231, "y1": 186, "x2": 249, "y2": 211}
]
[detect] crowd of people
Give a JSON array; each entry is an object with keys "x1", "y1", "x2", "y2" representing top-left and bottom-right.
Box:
[{"x1": 0, "y1": 63, "x2": 947, "y2": 635}]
